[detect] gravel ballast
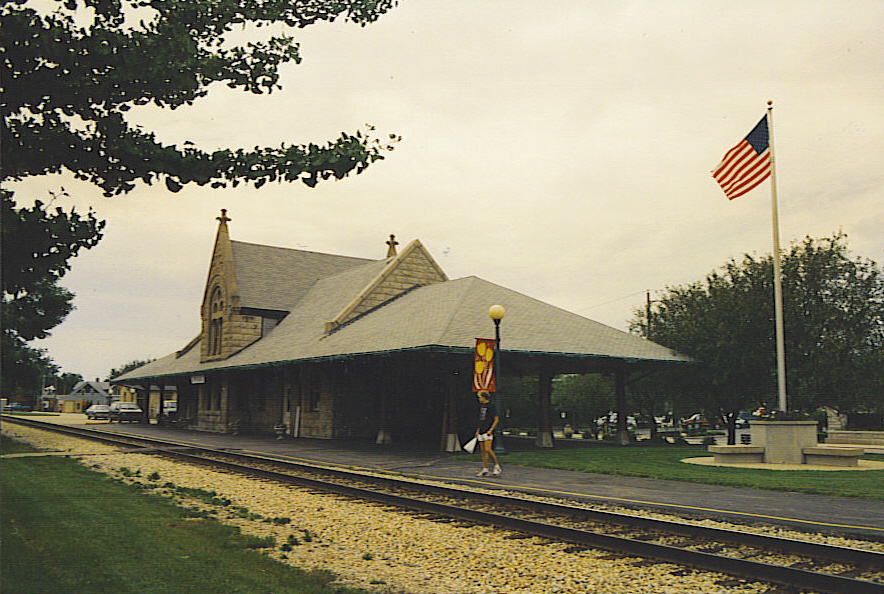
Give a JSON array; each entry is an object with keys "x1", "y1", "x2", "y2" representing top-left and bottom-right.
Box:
[{"x1": 6, "y1": 422, "x2": 870, "y2": 594}]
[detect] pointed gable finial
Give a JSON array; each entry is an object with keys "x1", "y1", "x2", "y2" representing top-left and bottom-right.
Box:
[
  {"x1": 217, "y1": 209, "x2": 231, "y2": 224},
  {"x1": 385, "y1": 234, "x2": 399, "y2": 257}
]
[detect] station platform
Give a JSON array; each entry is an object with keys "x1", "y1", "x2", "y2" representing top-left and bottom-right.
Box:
[{"x1": 20, "y1": 415, "x2": 884, "y2": 539}]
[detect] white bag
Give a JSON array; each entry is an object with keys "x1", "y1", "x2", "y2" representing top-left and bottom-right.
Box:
[{"x1": 462, "y1": 436, "x2": 478, "y2": 453}]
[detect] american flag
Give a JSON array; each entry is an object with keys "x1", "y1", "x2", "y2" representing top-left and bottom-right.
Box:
[{"x1": 712, "y1": 115, "x2": 771, "y2": 200}]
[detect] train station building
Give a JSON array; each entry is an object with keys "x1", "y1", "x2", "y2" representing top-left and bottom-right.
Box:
[{"x1": 113, "y1": 211, "x2": 690, "y2": 449}]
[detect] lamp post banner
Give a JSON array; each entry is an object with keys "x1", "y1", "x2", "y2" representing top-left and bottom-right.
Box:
[{"x1": 472, "y1": 338, "x2": 496, "y2": 392}]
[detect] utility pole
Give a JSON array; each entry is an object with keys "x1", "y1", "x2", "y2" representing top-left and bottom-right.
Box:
[{"x1": 645, "y1": 290, "x2": 661, "y2": 337}]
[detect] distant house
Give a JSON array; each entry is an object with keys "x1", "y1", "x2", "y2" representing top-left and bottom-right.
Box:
[
  {"x1": 70, "y1": 379, "x2": 114, "y2": 406},
  {"x1": 115, "y1": 384, "x2": 178, "y2": 419},
  {"x1": 55, "y1": 396, "x2": 88, "y2": 413},
  {"x1": 117, "y1": 385, "x2": 138, "y2": 404},
  {"x1": 149, "y1": 385, "x2": 178, "y2": 419},
  {"x1": 114, "y1": 211, "x2": 691, "y2": 448}
]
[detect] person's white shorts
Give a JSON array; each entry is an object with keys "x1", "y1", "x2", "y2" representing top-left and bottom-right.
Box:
[{"x1": 477, "y1": 433, "x2": 493, "y2": 442}]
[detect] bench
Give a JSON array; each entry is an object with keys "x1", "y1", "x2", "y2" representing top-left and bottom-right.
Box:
[
  {"x1": 708, "y1": 444, "x2": 765, "y2": 464},
  {"x1": 826, "y1": 430, "x2": 884, "y2": 446},
  {"x1": 802, "y1": 446, "x2": 863, "y2": 467}
]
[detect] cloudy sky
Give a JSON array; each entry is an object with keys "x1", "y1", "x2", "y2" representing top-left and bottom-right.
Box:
[{"x1": 10, "y1": 0, "x2": 883, "y2": 382}]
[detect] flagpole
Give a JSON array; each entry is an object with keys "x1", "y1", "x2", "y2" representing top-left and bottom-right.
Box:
[{"x1": 767, "y1": 100, "x2": 788, "y2": 412}]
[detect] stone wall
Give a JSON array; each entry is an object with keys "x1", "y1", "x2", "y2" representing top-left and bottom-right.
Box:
[
  {"x1": 222, "y1": 311, "x2": 263, "y2": 356},
  {"x1": 339, "y1": 242, "x2": 446, "y2": 326},
  {"x1": 299, "y1": 391, "x2": 334, "y2": 438}
]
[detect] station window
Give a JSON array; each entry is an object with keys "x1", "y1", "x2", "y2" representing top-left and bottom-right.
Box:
[
  {"x1": 309, "y1": 386, "x2": 321, "y2": 412},
  {"x1": 208, "y1": 286, "x2": 224, "y2": 356}
]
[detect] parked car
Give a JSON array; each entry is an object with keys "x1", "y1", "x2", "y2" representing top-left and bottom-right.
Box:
[
  {"x1": 595, "y1": 413, "x2": 637, "y2": 428},
  {"x1": 734, "y1": 411, "x2": 754, "y2": 429},
  {"x1": 682, "y1": 413, "x2": 712, "y2": 429},
  {"x1": 85, "y1": 404, "x2": 111, "y2": 420},
  {"x1": 2, "y1": 402, "x2": 32, "y2": 412},
  {"x1": 108, "y1": 401, "x2": 143, "y2": 423}
]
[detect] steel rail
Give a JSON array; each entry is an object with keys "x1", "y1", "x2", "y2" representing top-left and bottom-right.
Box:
[
  {"x1": 4, "y1": 415, "x2": 884, "y2": 594},
  {"x1": 201, "y1": 446, "x2": 884, "y2": 568},
  {"x1": 167, "y1": 448, "x2": 884, "y2": 594}
]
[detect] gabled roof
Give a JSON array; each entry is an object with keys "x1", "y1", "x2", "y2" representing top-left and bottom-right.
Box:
[
  {"x1": 326, "y1": 239, "x2": 447, "y2": 330},
  {"x1": 71, "y1": 380, "x2": 112, "y2": 395},
  {"x1": 115, "y1": 270, "x2": 690, "y2": 382},
  {"x1": 230, "y1": 241, "x2": 373, "y2": 312}
]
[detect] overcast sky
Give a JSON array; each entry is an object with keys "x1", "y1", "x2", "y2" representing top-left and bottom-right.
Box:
[{"x1": 10, "y1": 0, "x2": 883, "y2": 382}]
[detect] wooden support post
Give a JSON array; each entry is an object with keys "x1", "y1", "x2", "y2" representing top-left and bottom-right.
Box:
[
  {"x1": 157, "y1": 385, "x2": 166, "y2": 425},
  {"x1": 441, "y1": 370, "x2": 461, "y2": 452},
  {"x1": 376, "y1": 371, "x2": 392, "y2": 445},
  {"x1": 536, "y1": 366, "x2": 554, "y2": 448},
  {"x1": 615, "y1": 367, "x2": 629, "y2": 446}
]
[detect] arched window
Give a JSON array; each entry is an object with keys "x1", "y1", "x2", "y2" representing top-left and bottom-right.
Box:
[{"x1": 208, "y1": 286, "x2": 224, "y2": 356}]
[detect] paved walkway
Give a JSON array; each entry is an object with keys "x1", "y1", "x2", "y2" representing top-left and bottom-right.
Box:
[{"x1": 16, "y1": 415, "x2": 884, "y2": 538}]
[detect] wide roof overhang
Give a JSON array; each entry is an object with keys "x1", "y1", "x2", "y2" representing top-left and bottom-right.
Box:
[
  {"x1": 113, "y1": 275, "x2": 691, "y2": 385},
  {"x1": 112, "y1": 344, "x2": 690, "y2": 387}
]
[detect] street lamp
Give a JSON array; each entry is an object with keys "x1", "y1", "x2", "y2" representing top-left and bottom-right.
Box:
[{"x1": 488, "y1": 304, "x2": 506, "y2": 453}]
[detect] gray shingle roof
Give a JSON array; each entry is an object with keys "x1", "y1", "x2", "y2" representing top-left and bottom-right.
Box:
[
  {"x1": 71, "y1": 380, "x2": 112, "y2": 395},
  {"x1": 230, "y1": 241, "x2": 374, "y2": 312},
  {"x1": 115, "y1": 274, "x2": 689, "y2": 382}
]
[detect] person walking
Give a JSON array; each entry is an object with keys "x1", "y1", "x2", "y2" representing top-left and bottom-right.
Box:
[{"x1": 475, "y1": 390, "x2": 501, "y2": 476}]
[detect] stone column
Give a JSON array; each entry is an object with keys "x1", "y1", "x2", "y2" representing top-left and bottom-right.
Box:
[{"x1": 751, "y1": 420, "x2": 818, "y2": 464}]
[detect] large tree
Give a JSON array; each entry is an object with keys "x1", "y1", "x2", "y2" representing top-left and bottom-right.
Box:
[
  {"x1": 107, "y1": 359, "x2": 155, "y2": 381},
  {"x1": 551, "y1": 374, "x2": 615, "y2": 434},
  {"x1": 1, "y1": 190, "x2": 104, "y2": 395},
  {"x1": 2, "y1": 0, "x2": 399, "y2": 195},
  {"x1": 631, "y1": 233, "x2": 884, "y2": 443},
  {"x1": 1, "y1": 0, "x2": 398, "y2": 390}
]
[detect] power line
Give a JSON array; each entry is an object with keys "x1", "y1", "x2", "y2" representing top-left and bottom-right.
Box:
[{"x1": 574, "y1": 289, "x2": 648, "y2": 313}]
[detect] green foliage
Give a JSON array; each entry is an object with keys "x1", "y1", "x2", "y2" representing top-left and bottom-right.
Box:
[
  {"x1": 1, "y1": 0, "x2": 400, "y2": 394},
  {"x1": 53, "y1": 372, "x2": 84, "y2": 394},
  {"x1": 0, "y1": 337, "x2": 56, "y2": 397},
  {"x1": 0, "y1": 434, "x2": 40, "y2": 454},
  {"x1": 1, "y1": 190, "x2": 105, "y2": 394},
  {"x1": 1, "y1": 0, "x2": 399, "y2": 196},
  {"x1": 1, "y1": 190, "x2": 104, "y2": 304},
  {"x1": 632, "y1": 233, "x2": 884, "y2": 427},
  {"x1": 502, "y1": 446, "x2": 884, "y2": 501},
  {"x1": 108, "y1": 358, "x2": 155, "y2": 380},
  {"x1": 171, "y1": 485, "x2": 230, "y2": 506},
  {"x1": 240, "y1": 534, "x2": 276, "y2": 550},
  {"x1": 1, "y1": 453, "x2": 368, "y2": 593},
  {"x1": 551, "y1": 374, "x2": 615, "y2": 429},
  {"x1": 497, "y1": 376, "x2": 539, "y2": 427}
]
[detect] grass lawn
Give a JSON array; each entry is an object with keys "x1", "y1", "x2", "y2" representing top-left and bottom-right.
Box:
[
  {"x1": 1, "y1": 436, "x2": 374, "y2": 594},
  {"x1": 494, "y1": 443, "x2": 884, "y2": 501},
  {"x1": 1, "y1": 434, "x2": 39, "y2": 454}
]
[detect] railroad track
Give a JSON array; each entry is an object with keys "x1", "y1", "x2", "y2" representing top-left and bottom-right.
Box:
[{"x1": 4, "y1": 415, "x2": 884, "y2": 594}]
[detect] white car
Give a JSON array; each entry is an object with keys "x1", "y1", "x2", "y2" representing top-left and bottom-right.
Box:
[
  {"x1": 85, "y1": 404, "x2": 111, "y2": 420},
  {"x1": 108, "y1": 401, "x2": 143, "y2": 423}
]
